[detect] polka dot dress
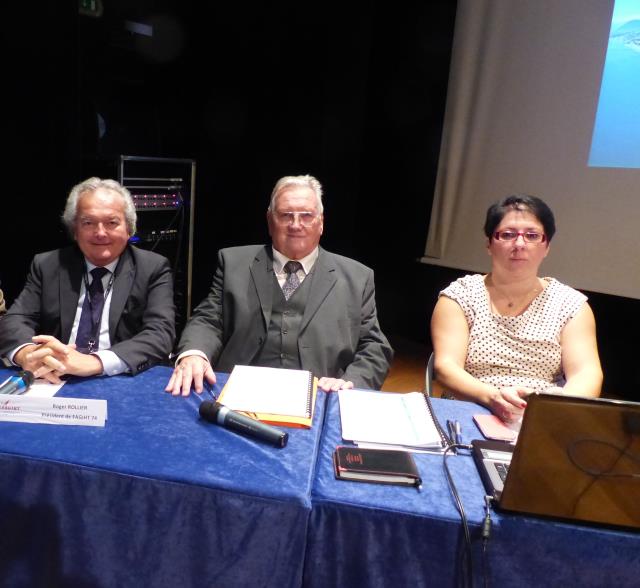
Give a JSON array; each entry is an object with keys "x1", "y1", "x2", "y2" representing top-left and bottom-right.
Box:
[{"x1": 440, "y1": 274, "x2": 587, "y2": 392}]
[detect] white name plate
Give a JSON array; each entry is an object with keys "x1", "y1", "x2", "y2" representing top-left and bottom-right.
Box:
[{"x1": 0, "y1": 396, "x2": 107, "y2": 427}]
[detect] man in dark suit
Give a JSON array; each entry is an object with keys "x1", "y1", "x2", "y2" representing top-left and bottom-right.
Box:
[
  {"x1": 0, "y1": 178, "x2": 175, "y2": 381},
  {"x1": 166, "y1": 174, "x2": 392, "y2": 396}
]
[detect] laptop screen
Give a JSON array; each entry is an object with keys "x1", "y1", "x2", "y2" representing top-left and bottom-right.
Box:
[{"x1": 499, "y1": 393, "x2": 640, "y2": 530}]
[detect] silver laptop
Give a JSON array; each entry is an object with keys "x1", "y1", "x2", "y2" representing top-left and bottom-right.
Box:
[
  {"x1": 472, "y1": 393, "x2": 640, "y2": 530},
  {"x1": 472, "y1": 438, "x2": 514, "y2": 498}
]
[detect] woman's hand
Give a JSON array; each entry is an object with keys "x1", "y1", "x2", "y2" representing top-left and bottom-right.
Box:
[{"x1": 488, "y1": 386, "x2": 532, "y2": 423}]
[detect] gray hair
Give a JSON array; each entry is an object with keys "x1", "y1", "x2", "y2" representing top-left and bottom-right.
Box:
[
  {"x1": 268, "y1": 174, "x2": 324, "y2": 214},
  {"x1": 62, "y1": 177, "x2": 137, "y2": 236}
]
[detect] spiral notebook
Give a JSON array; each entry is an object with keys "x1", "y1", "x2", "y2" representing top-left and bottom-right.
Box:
[
  {"x1": 217, "y1": 365, "x2": 317, "y2": 428},
  {"x1": 338, "y1": 389, "x2": 449, "y2": 452}
]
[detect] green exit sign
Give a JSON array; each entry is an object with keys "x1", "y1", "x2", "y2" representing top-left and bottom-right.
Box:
[{"x1": 78, "y1": 0, "x2": 103, "y2": 18}]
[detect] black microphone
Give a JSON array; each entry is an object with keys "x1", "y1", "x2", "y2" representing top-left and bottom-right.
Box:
[
  {"x1": 199, "y1": 401, "x2": 289, "y2": 448},
  {"x1": 0, "y1": 370, "x2": 35, "y2": 395}
]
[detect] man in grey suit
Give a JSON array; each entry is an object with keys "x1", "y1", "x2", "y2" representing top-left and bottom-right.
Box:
[
  {"x1": 0, "y1": 178, "x2": 175, "y2": 382},
  {"x1": 166, "y1": 174, "x2": 392, "y2": 395}
]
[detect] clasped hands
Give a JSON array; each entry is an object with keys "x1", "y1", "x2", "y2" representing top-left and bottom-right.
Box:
[
  {"x1": 15, "y1": 335, "x2": 104, "y2": 383},
  {"x1": 165, "y1": 355, "x2": 354, "y2": 396}
]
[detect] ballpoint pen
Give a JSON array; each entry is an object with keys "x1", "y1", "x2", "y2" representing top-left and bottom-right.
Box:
[
  {"x1": 203, "y1": 380, "x2": 217, "y2": 400},
  {"x1": 446, "y1": 419, "x2": 456, "y2": 446},
  {"x1": 0, "y1": 371, "x2": 34, "y2": 395},
  {"x1": 454, "y1": 420, "x2": 462, "y2": 445}
]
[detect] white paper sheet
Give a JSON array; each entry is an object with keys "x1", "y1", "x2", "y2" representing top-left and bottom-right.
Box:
[
  {"x1": 24, "y1": 378, "x2": 66, "y2": 398},
  {"x1": 219, "y1": 365, "x2": 313, "y2": 417},
  {"x1": 338, "y1": 389, "x2": 444, "y2": 449}
]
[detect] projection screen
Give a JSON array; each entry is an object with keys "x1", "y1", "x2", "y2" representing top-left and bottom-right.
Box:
[{"x1": 422, "y1": 0, "x2": 640, "y2": 300}]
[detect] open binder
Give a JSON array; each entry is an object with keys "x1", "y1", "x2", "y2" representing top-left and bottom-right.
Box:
[
  {"x1": 217, "y1": 365, "x2": 317, "y2": 428},
  {"x1": 338, "y1": 389, "x2": 449, "y2": 452}
]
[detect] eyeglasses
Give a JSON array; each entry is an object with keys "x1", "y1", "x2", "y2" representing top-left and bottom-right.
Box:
[
  {"x1": 273, "y1": 211, "x2": 319, "y2": 227},
  {"x1": 493, "y1": 230, "x2": 546, "y2": 243}
]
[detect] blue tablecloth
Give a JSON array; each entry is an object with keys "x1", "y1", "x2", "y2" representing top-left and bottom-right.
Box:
[
  {"x1": 2, "y1": 368, "x2": 639, "y2": 587},
  {"x1": 304, "y1": 393, "x2": 640, "y2": 588},
  {"x1": 0, "y1": 366, "x2": 326, "y2": 588}
]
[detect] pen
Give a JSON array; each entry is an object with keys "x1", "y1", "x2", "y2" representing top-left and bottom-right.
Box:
[
  {"x1": 454, "y1": 420, "x2": 462, "y2": 445},
  {"x1": 446, "y1": 420, "x2": 456, "y2": 446},
  {"x1": 8, "y1": 387, "x2": 27, "y2": 395},
  {"x1": 203, "y1": 380, "x2": 216, "y2": 400}
]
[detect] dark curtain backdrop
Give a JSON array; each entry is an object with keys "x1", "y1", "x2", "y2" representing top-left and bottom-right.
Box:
[{"x1": 3, "y1": 0, "x2": 637, "y2": 399}]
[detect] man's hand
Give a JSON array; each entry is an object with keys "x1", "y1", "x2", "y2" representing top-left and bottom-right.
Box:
[
  {"x1": 15, "y1": 337, "x2": 70, "y2": 383},
  {"x1": 317, "y1": 377, "x2": 354, "y2": 392},
  {"x1": 22, "y1": 335, "x2": 104, "y2": 382},
  {"x1": 14, "y1": 343, "x2": 47, "y2": 372},
  {"x1": 51, "y1": 347, "x2": 104, "y2": 378},
  {"x1": 165, "y1": 355, "x2": 216, "y2": 396}
]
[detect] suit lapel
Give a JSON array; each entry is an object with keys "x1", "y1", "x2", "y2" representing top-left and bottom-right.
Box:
[
  {"x1": 109, "y1": 247, "x2": 135, "y2": 336},
  {"x1": 250, "y1": 246, "x2": 274, "y2": 328},
  {"x1": 60, "y1": 248, "x2": 84, "y2": 342},
  {"x1": 301, "y1": 248, "x2": 336, "y2": 332}
]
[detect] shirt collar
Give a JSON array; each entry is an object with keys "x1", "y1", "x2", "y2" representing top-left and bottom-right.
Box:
[
  {"x1": 271, "y1": 247, "x2": 319, "y2": 275},
  {"x1": 85, "y1": 258, "x2": 119, "y2": 275}
]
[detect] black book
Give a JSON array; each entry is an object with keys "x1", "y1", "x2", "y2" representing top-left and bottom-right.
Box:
[{"x1": 333, "y1": 446, "x2": 422, "y2": 488}]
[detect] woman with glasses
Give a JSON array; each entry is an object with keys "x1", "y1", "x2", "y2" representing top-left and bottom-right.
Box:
[{"x1": 430, "y1": 195, "x2": 602, "y2": 423}]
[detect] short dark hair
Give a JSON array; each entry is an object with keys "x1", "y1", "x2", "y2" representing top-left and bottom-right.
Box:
[{"x1": 484, "y1": 194, "x2": 556, "y2": 242}]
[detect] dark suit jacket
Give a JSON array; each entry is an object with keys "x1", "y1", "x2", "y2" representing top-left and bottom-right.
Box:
[
  {"x1": 0, "y1": 245, "x2": 176, "y2": 375},
  {"x1": 178, "y1": 245, "x2": 393, "y2": 390}
]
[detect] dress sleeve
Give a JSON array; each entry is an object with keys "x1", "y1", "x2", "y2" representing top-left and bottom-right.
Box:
[
  {"x1": 553, "y1": 281, "x2": 588, "y2": 327},
  {"x1": 439, "y1": 275, "x2": 479, "y2": 326}
]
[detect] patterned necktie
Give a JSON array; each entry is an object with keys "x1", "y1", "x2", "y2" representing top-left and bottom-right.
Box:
[
  {"x1": 76, "y1": 267, "x2": 109, "y2": 353},
  {"x1": 282, "y1": 261, "x2": 303, "y2": 301}
]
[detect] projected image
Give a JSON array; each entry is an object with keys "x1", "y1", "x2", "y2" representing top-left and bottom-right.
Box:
[{"x1": 589, "y1": 0, "x2": 640, "y2": 168}]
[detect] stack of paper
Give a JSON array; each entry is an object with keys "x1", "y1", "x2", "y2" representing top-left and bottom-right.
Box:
[
  {"x1": 217, "y1": 365, "x2": 317, "y2": 428},
  {"x1": 338, "y1": 389, "x2": 447, "y2": 452}
]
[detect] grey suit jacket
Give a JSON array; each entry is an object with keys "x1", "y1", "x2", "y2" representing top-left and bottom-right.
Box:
[
  {"x1": 0, "y1": 245, "x2": 176, "y2": 375},
  {"x1": 178, "y1": 245, "x2": 393, "y2": 390}
]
